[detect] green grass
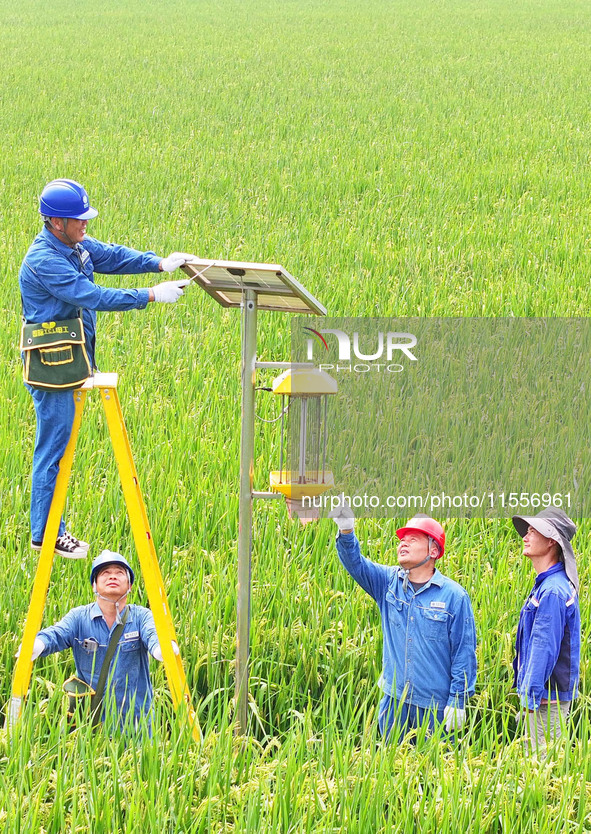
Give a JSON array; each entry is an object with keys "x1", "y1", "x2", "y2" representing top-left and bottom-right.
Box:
[{"x1": 0, "y1": 0, "x2": 590, "y2": 830}]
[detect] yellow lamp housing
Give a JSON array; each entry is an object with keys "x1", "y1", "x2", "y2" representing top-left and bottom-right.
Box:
[
  {"x1": 269, "y1": 471, "x2": 335, "y2": 499},
  {"x1": 270, "y1": 369, "x2": 337, "y2": 500},
  {"x1": 271, "y1": 368, "x2": 338, "y2": 397}
]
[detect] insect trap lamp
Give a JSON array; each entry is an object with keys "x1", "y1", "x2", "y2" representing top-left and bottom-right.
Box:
[
  {"x1": 180, "y1": 255, "x2": 337, "y2": 735},
  {"x1": 269, "y1": 368, "x2": 337, "y2": 524}
]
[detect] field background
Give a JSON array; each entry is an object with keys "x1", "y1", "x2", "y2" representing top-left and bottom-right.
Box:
[{"x1": 0, "y1": 0, "x2": 590, "y2": 830}]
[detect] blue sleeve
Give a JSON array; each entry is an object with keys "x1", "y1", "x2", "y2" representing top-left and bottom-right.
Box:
[
  {"x1": 32, "y1": 254, "x2": 151, "y2": 312},
  {"x1": 512, "y1": 615, "x2": 522, "y2": 688},
  {"x1": 37, "y1": 609, "x2": 81, "y2": 655},
  {"x1": 447, "y1": 591, "x2": 477, "y2": 708},
  {"x1": 335, "y1": 532, "x2": 391, "y2": 603},
  {"x1": 84, "y1": 237, "x2": 162, "y2": 275},
  {"x1": 138, "y1": 608, "x2": 159, "y2": 655},
  {"x1": 520, "y1": 591, "x2": 566, "y2": 710}
]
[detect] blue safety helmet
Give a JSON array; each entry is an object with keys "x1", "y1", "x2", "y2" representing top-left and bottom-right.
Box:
[
  {"x1": 90, "y1": 550, "x2": 135, "y2": 587},
  {"x1": 39, "y1": 179, "x2": 98, "y2": 220}
]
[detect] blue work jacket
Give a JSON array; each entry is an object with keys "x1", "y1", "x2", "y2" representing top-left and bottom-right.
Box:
[
  {"x1": 38, "y1": 602, "x2": 159, "y2": 728},
  {"x1": 19, "y1": 226, "x2": 160, "y2": 367},
  {"x1": 513, "y1": 563, "x2": 580, "y2": 710},
  {"x1": 336, "y1": 532, "x2": 477, "y2": 709}
]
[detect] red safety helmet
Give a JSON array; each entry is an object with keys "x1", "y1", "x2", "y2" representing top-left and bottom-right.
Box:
[{"x1": 395, "y1": 515, "x2": 445, "y2": 559}]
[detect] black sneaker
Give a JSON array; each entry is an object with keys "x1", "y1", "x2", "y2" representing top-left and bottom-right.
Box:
[{"x1": 31, "y1": 532, "x2": 89, "y2": 559}]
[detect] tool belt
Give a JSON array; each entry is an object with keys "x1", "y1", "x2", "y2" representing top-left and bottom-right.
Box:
[
  {"x1": 20, "y1": 316, "x2": 91, "y2": 392},
  {"x1": 63, "y1": 676, "x2": 96, "y2": 728}
]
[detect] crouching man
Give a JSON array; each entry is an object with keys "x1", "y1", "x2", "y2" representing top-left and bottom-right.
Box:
[
  {"x1": 26, "y1": 550, "x2": 176, "y2": 732},
  {"x1": 330, "y1": 497, "x2": 477, "y2": 743}
]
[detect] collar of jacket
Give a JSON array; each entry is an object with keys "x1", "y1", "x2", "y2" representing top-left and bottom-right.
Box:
[
  {"x1": 394, "y1": 566, "x2": 445, "y2": 588},
  {"x1": 532, "y1": 561, "x2": 565, "y2": 589},
  {"x1": 90, "y1": 601, "x2": 129, "y2": 620}
]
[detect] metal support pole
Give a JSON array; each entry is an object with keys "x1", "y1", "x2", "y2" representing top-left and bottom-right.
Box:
[
  {"x1": 235, "y1": 291, "x2": 257, "y2": 735},
  {"x1": 299, "y1": 398, "x2": 308, "y2": 484},
  {"x1": 252, "y1": 491, "x2": 283, "y2": 500},
  {"x1": 254, "y1": 361, "x2": 313, "y2": 369},
  {"x1": 279, "y1": 394, "x2": 285, "y2": 483},
  {"x1": 322, "y1": 395, "x2": 328, "y2": 483},
  {"x1": 315, "y1": 397, "x2": 321, "y2": 482}
]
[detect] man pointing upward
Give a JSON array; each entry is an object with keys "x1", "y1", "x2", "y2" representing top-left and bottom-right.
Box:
[{"x1": 330, "y1": 497, "x2": 477, "y2": 743}]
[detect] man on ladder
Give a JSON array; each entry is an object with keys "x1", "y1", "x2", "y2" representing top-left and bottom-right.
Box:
[{"x1": 19, "y1": 178, "x2": 191, "y2": 558}]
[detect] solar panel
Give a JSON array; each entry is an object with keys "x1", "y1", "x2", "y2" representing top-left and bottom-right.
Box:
[{"x1": 181, "y1": 258, "x2": 326, "y2": 316}]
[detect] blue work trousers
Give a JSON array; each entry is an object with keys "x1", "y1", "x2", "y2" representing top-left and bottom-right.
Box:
[
  {"x1": 28, "y1": 386, "x2": 75, "y2": 541},
  {"x1": 378, "y1": 693, "x2": 446, "y2": 745}
]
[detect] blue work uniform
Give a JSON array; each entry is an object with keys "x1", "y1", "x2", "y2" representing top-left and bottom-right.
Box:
[
  {"x1": 37, "y1": 602, "x2": 159, "y2": 729},
  {"x1": 513, "y1": 563, "x2": 580, "y2": 710},
  {"x1": 19, "y1": 226, "x2": 161, "y2": 541},
  {"x1": 336, "y1": 532, "x2": 477, "y2": 740}
]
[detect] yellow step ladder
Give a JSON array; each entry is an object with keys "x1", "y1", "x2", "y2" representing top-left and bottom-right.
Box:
[{"x1": 9, "y1": 373, "x2": 201, "y2": 741}]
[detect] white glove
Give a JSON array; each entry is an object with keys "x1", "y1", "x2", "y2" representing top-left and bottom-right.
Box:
[
  {"x1": 152, "y1": 279, "x2": 190, "y2": 303},
  {"x1": 443, "y1": 705, "x2": 467, "y2": 732},
  {"x1": 328, "y1": 493, "x2": 355, "y2": 532},
  {"x1": 15, "y1": 636, "x2": 46, "y2": 661},
  {"x1": 152, "y1": 640, "x2": 180, "y2": 662},
  {"x1": 160, "y1": 252, "x2": 191, "y2": 273}
]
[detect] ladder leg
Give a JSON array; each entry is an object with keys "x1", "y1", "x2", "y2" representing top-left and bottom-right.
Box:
[
  {"x1": 99, "y1": 384, "x2": 201, "y2": 741},
  {"x1": 9, "y1": 389, "x2": 87, "y2": 729}
]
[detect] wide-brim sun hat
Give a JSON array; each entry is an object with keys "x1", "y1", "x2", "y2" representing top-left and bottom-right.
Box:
[{"x1": 512, "y1": 506, "x2": 578, "y2": 591}]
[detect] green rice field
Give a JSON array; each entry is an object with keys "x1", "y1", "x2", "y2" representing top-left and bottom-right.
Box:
[{"x1": 0, "y1": 0, "x2": 590, "y2": 830}]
